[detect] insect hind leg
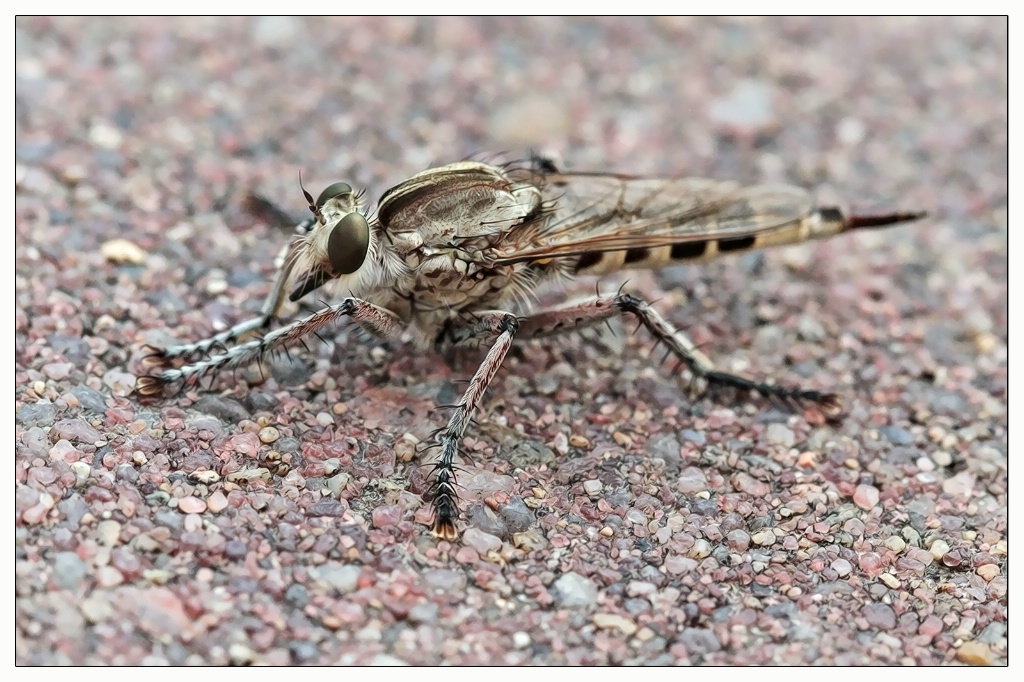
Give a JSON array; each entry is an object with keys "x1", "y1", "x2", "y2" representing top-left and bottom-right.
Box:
[{"x1": 516, "y1": 293, "x2": 843, "y2": 418}]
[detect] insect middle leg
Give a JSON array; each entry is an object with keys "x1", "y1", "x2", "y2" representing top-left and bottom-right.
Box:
[
  {"x1": 516, "y1": 293, "x2": 842, "y2": 416},
  {"x1": 426, "y1": 311, "x2": 519, "y2": 541},
  {"x1": 136, "y1": 297, "x2": 404, "y2": 395}
]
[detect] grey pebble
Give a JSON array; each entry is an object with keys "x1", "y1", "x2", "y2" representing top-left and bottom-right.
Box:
[
  {"x1": 679, "y1": 429, "x2": 706, "y2": 445},
  {"x1": 69, "y1": 386, "x2": 107, "y2": 413},
  {"x1": 52, "y1": 418, "x2": 101, "y2": 444},
  {"x1": 307, "y1": 498, "x2": 347, "y2": 517},
  {"x1": 468, "y1": 504, "x2": 508, "y2": 538},
  {"x1": 646, "y1": 432, "x2": 682, "y2": 472},
  {"x1": 499, "y1": 497, "x2": 533, "y2": 533},
  {"x1": 423, "y1": 569, "x2": 467, "y2": 593},
  {"x1": 551, "y1": 572, "x2": 598, "y2": 609},
  {"x1": 193, "y1": 395, "x2": 249, "y2": 423},
  {"x1": 244, "y1": 391, "x2": 280, "y2": 412},
  {"x1": 880, "y1": 426, "x2": 915, "y2": 446},
  {"x1": 288, "y1": 641, "x2": 320, "y2": 664},
  {"x1": 313, "y1": 564, "x2": 360, "y2": 594},
  {"x1": 51, "y1": 551, "x2": 89, "y2": 590},
  {"x1": 57, "y1": 494, "x2": 89, "y2": 528},
  {"x1": 17, "y1": 402, "x2": 57, "y2": 427},
  {"x1": 677, "y1": 627, "x2": 722, "y2": 655},
  {"x1": 224, "y1": 540, "x2": 247, "y2": 560},
  {"x1": 862, "y1": 603, "x2": 897, "y2": 630},
  {"x1": 689, "y1": 499, "x2": 718, "y2": 516},
  {"x1": 407, "y1": 602, "x2": 439, "y2": 624},
  {"x1": 284, "y1": 583, "x2": 309, "y2": 608}
]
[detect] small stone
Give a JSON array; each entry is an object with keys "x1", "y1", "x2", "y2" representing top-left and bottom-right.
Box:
[
  {"x1": 884, "y1": 536, "x2": 906, "y2": 552},
  {"x1": 569, "y1": 434, "x2": 590, "y2": 449},
  {"x1": 879, "y1": 573, "x2": 900, "y2": 589},
  {"x1": 316, "y1": 412, "x2": 334, "y2": 427},
  {"x1": 96, "y1": 565, "x2": 123, "y2": 588},
  {"x1": 51, "y1": 552, "x2": 88, "y2": 590},
  {"x1": 880, "y1": 426, "x2": 914, "y2": 446},
  {"x1": 853, "y1": 484, "x2": 880, "y2": 510},
  {"x1": 707, "y1": 79, "x2": 778, "y2": 136},
  {"x1": 750, "y1": 530, "x2": 776, "y2": 547},
  {"x1": 80, "y1": 597, "x2": 114, "y2": 623},
  {"x1": 423, "y1": 569, "x2": 467, "y2": 593},
  {"x1": 17, "y1": 402, "x2": 58, "y2": 426},
  {"x1": 313, "y1": 564, "x2": 361, "y2": 594},
  {"x1": 512, "y1": 632, "x2": 531, "y2": 649},
  {"x1": 976, "y1": 564, "x2": 1000, "y2": 582},
  {"x1": 43, "y1": 362, "x2": 74, "y2": 381},
  {"x1": 371, "y1": 504, "x2": 402, "y2": 528},
  {"x1": 101, "y1": 370, "x2": 137, "y2": 396},
  {"x1": 862, "y1": 603, "x2": 897, "y2": 630},
  {"x1": 831, "y1": 558, "x2": 853, "y2": 577},
  {"x1": 52, "y1": 418, "x2": 102, "y2": 444},
  {"x1": 177, "y1": 496, "x2": 206, "y2": 514},
  {"x1": 284, "y1": 583, "x2": 309, "y2": 608},
  {"x1": 726, "y1": 529, "x2": 750, "y2": 552},
  {"x1": 96, "y1": 519, "x2": 122, "y2": 547},
  {"x1": 228, "y1": 643, "x2": 256, "y2": 666},
  {"x1": 676, "y1": 467, "x2": 708, "y2": 494},
  {"x1": 258, "y1": 426, "x2": 280, "y2": 444},
  {"x1": 251, "y1": 15, "x2": 303, "y2": 46},
  {"x1": 189, "y1": 469, "x2": 220, "y2": 484},
  {"x1": 70, "y1": 386, "x2": 108, "y2": 413},
  {"x1": 408, "y1": 603, "x2": 439, "y2": 624},
  {"x1": 593, "y1": 613, "x2": 638, "y2": 636},
  {"x1": 943, "y1": 471, "x2": 975, "y2": 497},
  {"x1": 765, "y1": 423, "x2": 795, "y2": 448},
  {"x1": 929, "y1": 539, "x2": 951, "y2": 561},
  {"x1": 919, "y1": 615, "x2": 943, "y2": 638},
  {"x1": 499, "y1": 497, "x2": 533, "y2": 533},
  {"x1": 206, "y1": 491, "x2": 228, "y2": 513},
  {"x1": 690, "y1": 538, "x2": 712, "y2": 557},
  {"x1": 100, "y1": 238, "x2": 147, "y2": 264},
  {"x1": 583, "y1": 479, "x2": 603, "y2": 497},
  {"x1": 462, "y1": 527, "x2": 502, "y2": 555},
  {"x1": 551, "y1": 572, "x2": 598, "y2": 608},
  {"x1": 664, "y1": 555, "x2": 698, "y2": 575},
  {"x1": 957, "y1": 641, "x2": 996, "y2": 666},
  {"x1": 133, "y1": 533, "x2": 161, "y2": 552}
]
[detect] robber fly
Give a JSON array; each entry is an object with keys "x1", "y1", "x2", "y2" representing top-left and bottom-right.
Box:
[{"x1": 137, "y1": 156, "x2": 924, "y2": 540}]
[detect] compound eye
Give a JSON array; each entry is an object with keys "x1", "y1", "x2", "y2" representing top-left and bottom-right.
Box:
[
  {"x1": 327, "y1": 212, "x2": 370, "y2": 275},
  {"x1": 316, "y1": 182, "x2": 353, "y2": 210}
]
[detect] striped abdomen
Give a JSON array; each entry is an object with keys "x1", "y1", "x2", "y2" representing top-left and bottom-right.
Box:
[{"x1": 572, "y1": 208, "x2": 924, "y2": 276}]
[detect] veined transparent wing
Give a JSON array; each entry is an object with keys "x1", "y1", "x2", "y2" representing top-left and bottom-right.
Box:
[{"x1": 492, "y1": 172, "x2": 815, "y2": 265}]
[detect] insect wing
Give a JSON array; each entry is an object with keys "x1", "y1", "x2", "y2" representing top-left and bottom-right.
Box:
[{"x1": 493, "y1": 173, "x2": 814, "y2": 265}]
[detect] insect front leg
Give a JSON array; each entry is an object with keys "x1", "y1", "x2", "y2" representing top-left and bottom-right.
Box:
[
  {"x1": 136, "y1": 297, "x2": 403, "y2": 396},
  {"x1": 427, "y1": 311, "x2": 519, "y2": 541},
  {"x1": 143, "y1": 217, "x2": 318, "y2": 365},
  {"x1": 517, "y1": 293, "x2": 842, "y2": 417}
]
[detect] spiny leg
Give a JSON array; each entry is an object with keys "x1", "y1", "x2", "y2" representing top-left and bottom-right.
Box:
[
  {"x1": 136, "y1": 298, "x2": 403, "y2": 396},
  {"x1": 142, "y1": 216, "x2": 317, "y2": 365},
  {"x1": 428, "y1": 312, "x2": 519, "y2": 541},
  {"x1": 516, "y1": 293, "x2": 842, "y2": 417}
]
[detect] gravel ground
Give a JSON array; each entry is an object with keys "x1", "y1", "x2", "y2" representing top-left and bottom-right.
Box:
[{"x1": 15, "y1": 17, "x2": 1006, "y2": 666}]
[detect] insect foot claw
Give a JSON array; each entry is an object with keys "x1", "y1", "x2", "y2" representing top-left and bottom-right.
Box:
[
  {"x1": 134, "y1": 374, "x2": 168, "y2": 398},
  {"x1": 430, "y1": 517, "x2": 460, "y2": 542},
  {"x1": 138, "y1": 344, "x2": 170, "y2": 368},
  {"x1": 816, "y1": 393, "x2": 845, "y2": 421}
]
